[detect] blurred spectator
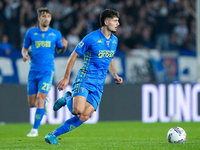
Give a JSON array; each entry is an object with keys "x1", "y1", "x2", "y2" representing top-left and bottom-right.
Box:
[
  {"x1": 75, "y1": 11, "x2": 88, "y2": 39},
  {"x1": 66, "y1": 27, "x2": 80, "y2": 52},
  {"x1": 86, "y1": 0, "x2": 105, "y2": 15},
  {"x1": 141, "y1": 26, "x2": 154, "y2": 49},
  {"x1": 4, "y1": 0, "x2": 20, "y2": 49},
  {"x1": 0, "y1": 0, "x2": 6, "y2": 40},
  {"x1": 114, "y1": 26, "x2": 134, "y2": 55},
  {"x1": 189, "y1": 19, "x2": 196, "y2": 37},
  {"x1": 154, "y1": 0, "x2": 169, "y2": 51},
  {"x1": 86, "y1": 11, "x2": 99, "y2": 34},
  {"x1": 173, "y1": 17, "x2": 189, "y2": 46},
  {"x1": 0, "y1": 34, "x2": 13, "y2": 56},
  {"x1": 59, "y1": 2, "x2": 79, "y2": 36},
  {"x1": 169, "y1": 33, "x2": 179, "y2": 51},
  {"x1": 181, "y1": 33, "x2": 196, "y2": 51},
  {"x1": 181, "y1": 0, "x2": 195, "y2": 18},
  {"x1": 120, "y1": 13, "x2": 134, "y2": 40},
  {"x1": 34, "y1": 0, "x2": 44, "y2": 15},
  {"x1": 61, "y1": 0, "x2": 73, "y2": 18},
  {"x1": 123, "y1": 0, "x2": 135, "y2": 17},
  {"x1": 46, "y1": 0, "x2": 62, "y2": 18},
  {"x1": 19, "y1": 0, "x2": 37, "y2": 46},
  {"x1": 0, "y1": 0, "x2": 196, "y2": 52}
]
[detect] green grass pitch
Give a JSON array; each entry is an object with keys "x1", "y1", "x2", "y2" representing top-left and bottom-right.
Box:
[{"x1": 0, "y1": 121, "x2": 200, "y2": 150}]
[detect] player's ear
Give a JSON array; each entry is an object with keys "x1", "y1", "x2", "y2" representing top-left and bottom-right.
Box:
[{"x1": 104, "y1": 19, "x2": 109, "y2": 26}]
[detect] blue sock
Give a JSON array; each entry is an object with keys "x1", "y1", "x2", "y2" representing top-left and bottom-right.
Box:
[
  {"x1": 33, "y1": 108, "x2": 45, "y2": 129},
  {"x1": 65, "y1": 97, "x2": 72, "y2": 113},
  {"x1": 52, "y1": 115, "x2": 83, "y2": 137}
]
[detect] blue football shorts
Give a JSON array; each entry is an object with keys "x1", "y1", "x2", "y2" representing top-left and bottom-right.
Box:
[
  {"x1": 72, "y1": 85, "x2": 102, "y2": 111},
  {"x1": 27, "y1": 70, "x2": 54, "y2": 95}
]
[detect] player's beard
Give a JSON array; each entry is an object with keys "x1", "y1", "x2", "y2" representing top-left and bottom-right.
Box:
[
  {"x1": 42, "y1": 23, "x2": 49, "y2": 28},
  {"x1": 107, "y1": 26, "x2": 116, "y2": 33},
  {"x1": 41, "y1": 21, "x2": 50, "y2": 28}
]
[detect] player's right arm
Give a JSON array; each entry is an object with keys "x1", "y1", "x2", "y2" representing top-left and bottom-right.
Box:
[
  {"x1": 57, "y1": 51, "x2": 79, "y2": 91},
  {"x1": 21, "y1": 47, "x2": 29, "y2": 62},
  {"x1": 22, "y1": 29, "x2": 31, "y2": 62},
  {"x1": 57, "y1": 35, "x2": 90, "y2": 91}
]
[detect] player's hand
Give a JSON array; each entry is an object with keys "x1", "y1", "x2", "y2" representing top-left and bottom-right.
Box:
[
  {"x1": 114, "y1": 75, "x2": 123, "y2": 84},
  {"x1": 23, "y1": 54, "x2": 29, "y2": 62},
  {"x1": 57, "y1": 78, "x2": 69, "y2": 91},
  {"x1": 62, "y1": 37, "x2": 68, "y2": 48}
]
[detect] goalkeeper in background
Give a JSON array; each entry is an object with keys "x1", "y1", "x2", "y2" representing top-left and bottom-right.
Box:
[
  {"x1": 45, "y1": 9, "x2": 123, "y2": 145},
  {"x1": 21, "y1": 7, "x2": 68, "y2": 137}
]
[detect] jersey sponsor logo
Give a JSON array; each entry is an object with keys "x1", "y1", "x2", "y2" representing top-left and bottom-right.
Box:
[
  {"x1": 98, "y1": 50, "x2": 114, "y2": 58},
  {"x1": 34, "y1": 33, "x2": 38, "y2": 35},
  {"x1": 35, "y1": 41, "x2": 51, "y2": 48},
  {"x1": 48, "y1": 32, "x2": 56, "y2": 36},
  {"x1": 78, "y1": 41, "x2": 84, "y2": 48}
]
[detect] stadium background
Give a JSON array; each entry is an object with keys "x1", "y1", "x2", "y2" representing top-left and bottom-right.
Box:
[{"x1": 0, "y1": 0, "x2": 199, "y2": 124}]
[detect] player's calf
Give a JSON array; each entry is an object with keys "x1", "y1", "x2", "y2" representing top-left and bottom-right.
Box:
[{"x1": 44, "y1": 97, "x2": 50, "y2": 115}]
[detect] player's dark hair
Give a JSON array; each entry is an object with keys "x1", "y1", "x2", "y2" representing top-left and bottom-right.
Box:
[
  {"x1": 100, "y1": 9, "x2": 119, "y2": 27},
  {"x1": 37, "y1": 7, "x2": 51, "y2": 16}
]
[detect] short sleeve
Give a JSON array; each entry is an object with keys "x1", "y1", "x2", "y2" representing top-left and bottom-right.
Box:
[
  {"x1": 23, "y1": 30, "x2": 32, "y2": 48},
  {"x1": 56, "y1": 31, "x2": 63, "y2": 48},
  {"x1": 74, "y1": 35, "x2": 91, "y2": 56}
]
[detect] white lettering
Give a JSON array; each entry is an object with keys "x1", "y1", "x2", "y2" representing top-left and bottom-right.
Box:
[
  {"x1": 192, "y1": 84, "x2": 200, "y2": 121},
  {"x1": 175, "y1": 84, "x2": 191, "y2": 122},
  {"x1": 0, "y1": 57, "x2": 14, "y2": 84},
  {"x1": 142, "y1": 84, "x2": 197, "y2": 123},
  {"x1": 142, "y1": 84, "x2": 158, "y2": 123}
]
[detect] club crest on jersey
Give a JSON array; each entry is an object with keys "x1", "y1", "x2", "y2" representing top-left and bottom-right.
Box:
[
  {"x1": 106, "y1": 41, "x2": 110, "y2": 47},
  {"x1": 41, "y1": 34, "x2": 45, "y2": 38},
  {"x1": 78, "y1": 41, "x2": 84, "y2": 48}
]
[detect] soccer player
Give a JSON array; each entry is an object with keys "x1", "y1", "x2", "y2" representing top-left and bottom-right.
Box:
[
  {"x1": 44, "y1": 9, "x2": 123, "y2": 145},
  {"x1": 21, "y1": 7, "x2": 68, "y2": 137}
]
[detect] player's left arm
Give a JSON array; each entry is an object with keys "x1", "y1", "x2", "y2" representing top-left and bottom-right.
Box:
[
  {"x1": 108, "y1": 58, "x2": 123, "y2": 84},
  {"x1": 21, "y1": 47, "x2": 29, "y2": 62},
  {"x1": 56, "y1": 37, "x2": 68, "y2": 55}
]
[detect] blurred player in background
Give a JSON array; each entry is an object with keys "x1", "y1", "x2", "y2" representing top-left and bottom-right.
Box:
[
  {"x1": 44, "y1": 9, "x2": 123, "y2": 145},
  {"x1": 21, "y1": 7, "x2": 68, "y2": 137}
]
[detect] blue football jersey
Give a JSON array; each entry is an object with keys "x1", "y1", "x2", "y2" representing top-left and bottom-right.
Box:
[
  {"x1": 23, "y1": 26, "x2": 63, "y2": 71},
  {"x1": 73, "y1": 29, "x2": 118, "y2": 92}
]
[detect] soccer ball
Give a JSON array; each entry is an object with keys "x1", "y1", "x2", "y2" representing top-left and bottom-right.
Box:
[{"x1": 167, "y1": 127, "x2": 187, "y2": 143}]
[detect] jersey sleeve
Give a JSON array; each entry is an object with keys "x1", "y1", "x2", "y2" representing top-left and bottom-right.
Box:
[
  {"x1": 23, "y1": 30, "x2": 32, "y2": 48},
  {"x1": 74, "y1": 34, "x2": 91, "y2": 56},
  {"x1": 55, "y1": 31, "x2": 64, "y2": 48}
]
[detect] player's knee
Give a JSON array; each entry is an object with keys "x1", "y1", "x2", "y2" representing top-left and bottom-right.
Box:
[
  {"x1": 37, "y1": 100, "x2": 45, "y2": 107},
  {"x1": 36, "y1": 97, "x2": 45, "y2": 107},
  {"x1": 72, "y1": 107, "x2": 84, "y2": 115},
  {"x1": 28, "y1": 101, "x2": 35, "y2": 107}
]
